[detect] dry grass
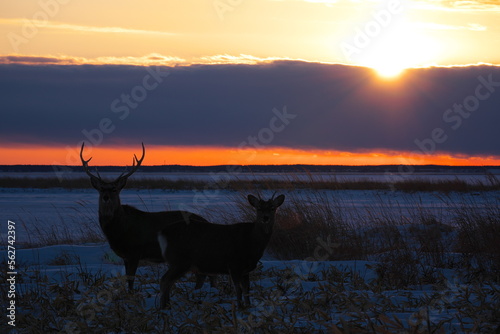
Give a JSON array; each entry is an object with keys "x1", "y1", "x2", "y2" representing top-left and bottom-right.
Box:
[
  {"x1": 201, "y1": 186, "x2": 500, "y2": 299},
  {"x1": 266, "y1": 192, "x2": 365, "y2": 261},
  {"x1": 260, "y1": 190, "x2": 500, "y2": 287},
  {"x1": 448, "y1": 195, "x2": 500, "y2": 282},
  {"x1": 2, "y1": 176, "x2": 500, "y2": 332},
  {"x1": 1, "y1": 175, "x2": 500, "y2": 192},
  {"x1": 1, "y1": 255, "x2": 499, "y2": 333},
  {"x1": 13, "y1": 201, "x2": 105, "y2": 248}
]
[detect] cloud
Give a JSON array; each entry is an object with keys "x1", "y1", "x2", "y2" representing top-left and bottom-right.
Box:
[
  {"x1": 1, "y1": 61, "x2": 500, "y2": 158},
  {"x1": 288, "y1": 0, "x2": 500, "y2": 11},
  {"x1": 413, "y1": 0, "x2": 500, "y2": 11},
  {"x1": 413, "y1": 22, "x2": 487, "y2": 31},
  {"x1": 0, "y1": 54, "x2": 185, "y2": 66},
  {"x1": 0, "y1": 54, "x2": 289, "y2": 66},
  {"x1": 196, "y1": 54, "x2": 293, "y2": 65},
  {"x1": 0, "y1": 18, "x2": 177, "y2": 37},
  {"x1": 46, "y1": 22, "x2": 176, "y2": 36},
  {"x1": 0, "y1": 55, "x2": 74, "y2": 65}
]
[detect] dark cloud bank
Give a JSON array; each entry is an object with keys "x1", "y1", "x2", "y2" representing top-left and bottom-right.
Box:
[{"x1": 1, "y1": 61, "x2": 499, "y2": 157}]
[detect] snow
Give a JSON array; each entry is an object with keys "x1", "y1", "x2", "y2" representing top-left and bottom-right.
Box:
[
  {"x1": 1, "y1": 173, "x2": 499, "y2": 331},
  {"x1": 1, "y1": 186, "x2": 496, "y2": 244},
  {"x1": 6, "y1": 243, "x2": 496, "y2": 331}
]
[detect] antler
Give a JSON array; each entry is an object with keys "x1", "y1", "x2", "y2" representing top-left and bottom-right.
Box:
[
  {"x1": 80, "y1": 142, "x2": 102, "y2": 182},
  {"x1": 117, "y1": 142, "x2": 146, "y2": 181},
  {"x1": 80, "y1": 142, "x2": 145, "y2": 182}
]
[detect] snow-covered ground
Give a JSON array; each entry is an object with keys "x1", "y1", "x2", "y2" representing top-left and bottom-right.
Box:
[
  {"x1": 4, "y1": 243, "x2": 499, "y2": 332},
  {"x1": 1, "y1": 173, "x2": 499, "y2": 332},
  {"x1": 0, "y1": 185, "x2": 495, "y2": 245}
]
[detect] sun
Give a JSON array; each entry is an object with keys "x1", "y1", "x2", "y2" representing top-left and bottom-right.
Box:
[
  {"x1": 358, "y1": 36, "x2": 416, "y2": 79},
  {"x1": 376, "y1": 66, "x2": 405, "y2": 78},
  {"x1": 367, "y1": 54, "x2": 408, "y2": 78},
  {"x1": 353, "y1": 21, "x2": 439, "y2": 79}
]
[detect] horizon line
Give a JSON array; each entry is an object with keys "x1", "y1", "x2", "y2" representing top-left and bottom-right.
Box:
[{"x1": 3, "y1": 163, "x2": 500, "y2": 168}]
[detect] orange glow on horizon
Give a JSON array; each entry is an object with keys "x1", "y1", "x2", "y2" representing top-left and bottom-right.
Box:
[{"x1": 1, "y1": 145, "x2": 500, "y2": 167}]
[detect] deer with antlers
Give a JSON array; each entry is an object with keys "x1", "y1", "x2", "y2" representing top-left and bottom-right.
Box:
[{"x1": 80, "y1": 142, "x2": 210, "y2": 293}]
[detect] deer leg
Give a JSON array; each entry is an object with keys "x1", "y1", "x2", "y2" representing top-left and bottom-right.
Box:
[
  {"x1": 159, "y1": 264, "x2": 189, "y2": 309},
  {"x1": 229, "y1": 270, "x2": 244, "y2": 308},
  {"x1": 194, "y1": 274, "x2": 217, "y2": 289},
  {"x1": 208, "y1": 275, "x2": 217, "y2": 288},
  {"x1": 242, "y1": 273, "x2": 251, "y2": 306},
  {"x1": 124, "y1": 258, "x2": 139, "y2": 291},
  {"x1": 194, "y1": 274, "x2": 207, "y2": 290}
]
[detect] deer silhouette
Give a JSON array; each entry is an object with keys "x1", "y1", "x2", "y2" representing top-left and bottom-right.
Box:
[
  {"x1": 80, "y1": 143, "x2": 210, "y2": 292},
  {"x1": 158, "y1": 194, "x2": 285, "y2": 308}
]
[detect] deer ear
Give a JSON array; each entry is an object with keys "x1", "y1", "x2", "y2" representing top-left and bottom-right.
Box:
[
  {"x1": 90, "y1": 177, "x2": 102, "y2": 190},
  {"x1": 248, "y1": 194, "x2": 260, "y2": 207},
  {"x1": 273, "y1": 194, "x2": 285, "y2": 208}
]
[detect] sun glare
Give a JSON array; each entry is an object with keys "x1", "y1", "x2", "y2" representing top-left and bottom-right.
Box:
[
  {"x1": 359, "y1": 37, "x2": 415, "y2": 79},
  {"x1": 358, "y1": 44, "x2": 410, "y2": 78},
  {"x1": 354, "y1": 20, "x2": 439, "y2": 79},
  {"x1": 371, "y1": 59, "x2": 407, "y2": 78}
]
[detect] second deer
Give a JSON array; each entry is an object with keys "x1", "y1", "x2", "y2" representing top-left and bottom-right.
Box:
[{"x1": 158, "y1": 193, "x2": 285, "y2": 308}]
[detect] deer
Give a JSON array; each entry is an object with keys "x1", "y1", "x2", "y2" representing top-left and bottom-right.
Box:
[
  {"x1": 80, "y1": 142, "x2": 211, "y2": 292},
  {"x1": 157, "y1": 193, "x2": 285, "y2": 308}
]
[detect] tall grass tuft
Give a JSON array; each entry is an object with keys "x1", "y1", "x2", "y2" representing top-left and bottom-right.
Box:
[
  {"x1": 448, "y1": 194, "x2": 500, "y2": 281},
  {"x1": 268, "y1": 191, "x2": 364, "y2": 261},
  {"x1": 13, "y1": 201, "x2": 104, "y2": 248}
]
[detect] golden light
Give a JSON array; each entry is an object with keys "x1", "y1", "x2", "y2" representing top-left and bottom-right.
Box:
[
  {"x1": 367, "y1": 54, "x2": 408, "y2": 78},
  {"x1": 356, "y1": 21, "x2": 440, "y2": 79},
  {"x1": 2, "y1": 144, "x2": 500, "y2": 166}
]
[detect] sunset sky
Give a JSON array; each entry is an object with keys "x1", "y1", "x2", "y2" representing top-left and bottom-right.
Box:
[{"x1": 1, "y1": 0, "x2": 500, "y2": 166}]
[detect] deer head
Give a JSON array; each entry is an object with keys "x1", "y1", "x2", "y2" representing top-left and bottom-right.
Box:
[
  {"x1": 80, "y1": 143, "x2": 145, "y2": 218},
  {"x1": 248, "y1": 194, "x2": 285, "y2": 233}
]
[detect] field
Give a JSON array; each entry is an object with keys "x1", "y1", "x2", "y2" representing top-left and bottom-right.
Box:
[{"x1": 1, "y1": 171, "x2": 500, "y2": 333}]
